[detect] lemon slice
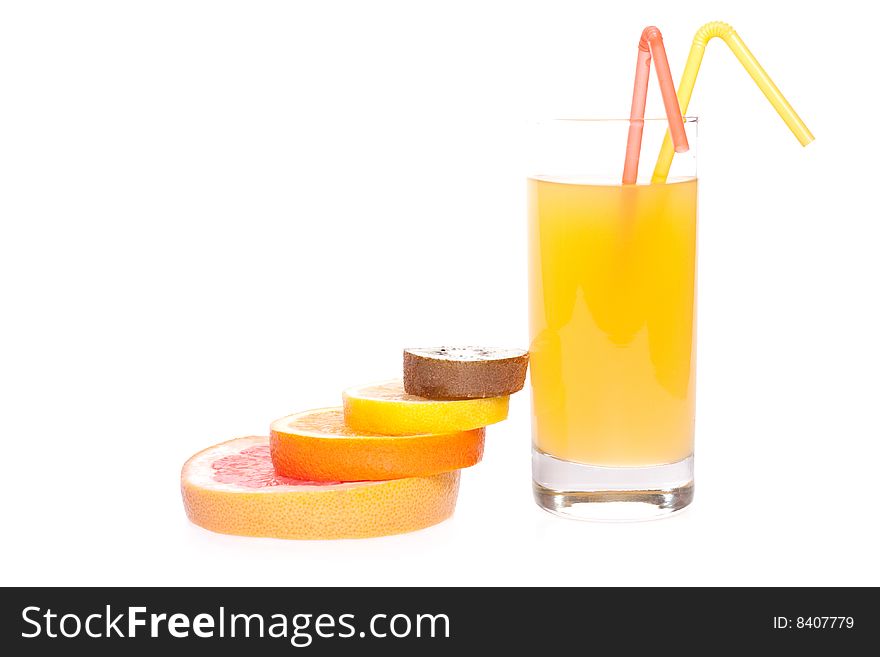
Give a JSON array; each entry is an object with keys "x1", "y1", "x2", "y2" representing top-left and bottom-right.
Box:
[{"x1": 342, "y1": 380, "x2": 509, "y2": 435}]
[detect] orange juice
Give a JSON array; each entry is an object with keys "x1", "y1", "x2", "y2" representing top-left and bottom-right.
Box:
[{"x1": 528, "y1": 176, "x2": 697, "y2": 467}]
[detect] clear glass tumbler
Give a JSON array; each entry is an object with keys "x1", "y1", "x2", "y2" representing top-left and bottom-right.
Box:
[{"x1": 528, "y1": 118, "x2": 698, "y2": 521}]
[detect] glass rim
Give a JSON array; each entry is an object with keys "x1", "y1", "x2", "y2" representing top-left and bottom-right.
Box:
[
  {"x1": 535, "y1": 116, "x2": 698, "y2": 124},
  {"x1": 537, "y1": 116, "x2": 699, "y2": 123}
]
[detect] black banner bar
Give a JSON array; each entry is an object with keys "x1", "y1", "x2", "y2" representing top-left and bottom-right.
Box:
[{"x1": 0, "y1": 587, "x2": 872, "y2": 654}]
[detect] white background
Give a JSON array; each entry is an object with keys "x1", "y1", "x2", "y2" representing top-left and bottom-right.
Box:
[{"x1": 1, "y1": 0, "x2": 878, "y2": 587}]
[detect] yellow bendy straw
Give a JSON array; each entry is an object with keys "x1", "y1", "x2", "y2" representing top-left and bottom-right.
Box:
[{"x1": 651, "y1": 21, "x2": 814, "y2": 183}]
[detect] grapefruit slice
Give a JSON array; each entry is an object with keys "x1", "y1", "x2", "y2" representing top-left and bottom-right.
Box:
[
  {"x1": 181, "y1": 436, "x2": 459, "y2": 539},
  {"x1": 343, "y1": 379, "x2": 509, "y2": 435},
  {"x1": 270, "y1": 407, "x2": 484, "y2": 481}
]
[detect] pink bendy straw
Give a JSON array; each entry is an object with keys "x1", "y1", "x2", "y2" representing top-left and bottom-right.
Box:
[{"x1": 622, "y1": 27, "x2": 689, "y2": 184}]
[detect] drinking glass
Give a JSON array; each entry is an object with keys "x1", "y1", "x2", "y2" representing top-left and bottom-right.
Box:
[{"x1": 528, "y1": 117, "x2": 698, "y2": 520}]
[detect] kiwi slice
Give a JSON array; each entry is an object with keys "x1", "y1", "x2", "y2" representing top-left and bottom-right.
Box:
[{"x1": 403, "y1": 347, "x2": 529, "y2": 400}]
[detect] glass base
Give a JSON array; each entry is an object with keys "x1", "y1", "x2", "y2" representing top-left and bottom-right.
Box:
[{"x1": 532, "y1": 449, "x2": 694, "y2": 522}]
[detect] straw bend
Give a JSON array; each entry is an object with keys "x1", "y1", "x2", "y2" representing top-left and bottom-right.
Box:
[
  {"x1": 694, "y1": 20, "x2": 736, "y2": 43},
  {"x1": 651, "y1": 21, "x2": 814, "y2": 183},
  {"x1": 639, "y1": 26, "x2": 662, "y2": 51}
]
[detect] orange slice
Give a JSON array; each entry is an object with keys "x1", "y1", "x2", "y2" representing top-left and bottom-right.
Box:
[
  {"x1": 181, "y1": 436, "x2": 459, "y2": 540},
  {"x1": 342, "y1": 379, "x2": 509, "y2": 435},
  {"x1": 270, "y1": 407, "x2": 484, "y2": 481}
]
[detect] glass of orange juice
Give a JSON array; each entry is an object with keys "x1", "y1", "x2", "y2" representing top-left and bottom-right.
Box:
[{"x1": 528, "y1": 118, "x2": 698, "y2": 520}]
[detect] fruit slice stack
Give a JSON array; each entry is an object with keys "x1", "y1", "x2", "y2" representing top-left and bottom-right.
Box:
[{"x1": 181, "y1": 347, "x2": 528, "y2": 540}]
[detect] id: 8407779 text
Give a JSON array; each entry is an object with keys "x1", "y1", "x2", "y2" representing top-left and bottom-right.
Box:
[{"x1": 773, "y1": 617, "x2": 854, "y2": 629}]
